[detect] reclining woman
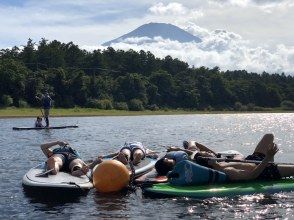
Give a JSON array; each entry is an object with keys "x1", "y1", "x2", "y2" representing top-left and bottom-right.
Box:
[
  {"x1": 155, "y1": 134, "x2": 277, "y2": 176},
  {"x1": 41, "y1": 141, "x2": 89, "y2": 177},
  {"x1": 206, "y1": 143, "x2": 294, "y2": 181}
]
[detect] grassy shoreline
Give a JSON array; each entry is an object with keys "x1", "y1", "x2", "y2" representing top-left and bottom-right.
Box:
[{"x1": 0, "y1": 107, "x2": 293, "y2": 118}]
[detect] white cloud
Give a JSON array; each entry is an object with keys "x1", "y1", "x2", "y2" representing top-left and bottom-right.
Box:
[
  {"x1": 97, "y1": 24, "x2": 294, "y2": 75},
  {"x1": 149, "y1": 2, "x2": 187, "y2": 15},
  {"x1": 1, "y1": 1, "x2": 294, "y2": 75},
  {"x1": 148, "y1": 2, "x2": 204, "y2": 24}
]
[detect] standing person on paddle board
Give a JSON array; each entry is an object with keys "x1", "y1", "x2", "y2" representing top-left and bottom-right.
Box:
[{"x1": 35, "y1": 92, "x2": 52, "y2": 127}]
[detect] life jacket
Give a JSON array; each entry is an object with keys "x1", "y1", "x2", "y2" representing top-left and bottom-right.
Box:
[{"x1": 168, "y1": 160, "x2": 228, "y2": 186}]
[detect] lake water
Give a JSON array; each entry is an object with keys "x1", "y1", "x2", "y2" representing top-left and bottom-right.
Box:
[{"x1": 0, "y1": 113, "x2": 293, "y2": 219}]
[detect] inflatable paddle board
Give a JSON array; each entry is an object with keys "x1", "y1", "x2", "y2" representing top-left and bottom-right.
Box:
[
  {"x1": 22, "y1": 162, "x2": 93, "y2": 195},
  {"x1": 13, "y1": 125, "x2": 78, "y2": 130},
  {"x1": 23, "y1": 156, "x2": 157, "y2": 195},
  {"x1": 143, "y1": 178, "x2": 294, "y2": 198},
  {"x1": 131, "y1": 156, "x2": 157, "y2": 177}
]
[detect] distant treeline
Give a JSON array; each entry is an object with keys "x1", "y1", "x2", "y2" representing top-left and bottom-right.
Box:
[{"x1": 0, "y1": 38, "x2": 293, "y2": 111}]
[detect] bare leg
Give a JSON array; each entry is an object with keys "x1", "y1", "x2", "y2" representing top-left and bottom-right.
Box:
[
  {"x1": 88, "y1": 157, "x2": 103, "y2": 169},
  {"x1": 47, "y1": 156, "x2": 63, "y2": 175},
  {"x1": 44, "y1": 109, "x2": 50, "y2": 127},
  {"x1": 117, "y1": 149, "x2": 131, "y2": 165},
  {"x1": 253, "y1": 134, "x2": 274, "y2": 156},
  {"x1": 277, "y1": 165, "x2": 294, "y2": 178},
  {"x1": 188, "y1": 141, "x2": 198, "y2": 151},
  {"x1": 132, "y1": 149, "x2": 144, "y2": 165}
]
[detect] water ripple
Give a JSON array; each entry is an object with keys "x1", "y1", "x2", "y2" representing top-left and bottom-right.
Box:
[{"x1": 0, "y1": 113, "x2": 293, "y2": 219}]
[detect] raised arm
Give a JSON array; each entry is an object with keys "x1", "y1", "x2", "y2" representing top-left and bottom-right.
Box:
[
  {"x1": 167, "y1": 146, "x2": 194, "y2": 156},
  {"x1": 40, "y1": 140, "x2": 68, "y2": 157},
  {"x1": 194, "y1": 142, "x2": 217, "y2": 155}
]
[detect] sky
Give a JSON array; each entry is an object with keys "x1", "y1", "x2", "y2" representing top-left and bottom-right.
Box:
[{"x1": 1, "y1": 0, "x2": 294, "y2": 75}]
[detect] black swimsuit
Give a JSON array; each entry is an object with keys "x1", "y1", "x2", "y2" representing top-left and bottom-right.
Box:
[
  {"x1": 245, "y1": 152, "x2": 265, "y2": 161},
  {"x1": 257, "y1": 164, "x2": 281, "y2": 180}
]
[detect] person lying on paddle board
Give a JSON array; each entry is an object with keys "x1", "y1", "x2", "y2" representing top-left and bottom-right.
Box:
[
  {"x1": 155, "y1": 134, "x2": 276, "y2": 175},
  {"x1": 206, "y1": 143, "x2": 294, "y2": 181},
  {"x1": 35, "y1": 116, "x2": 44, "y2": 128},
  {"x1": 91, "y1": 142, "x2": 157, "y2": 166},
  {"x1": 41, "y1": 141, "x2": 89, "y2": 177},
  {"x1": 172, "y1": 133, "x2": 275, "y2": 162}
]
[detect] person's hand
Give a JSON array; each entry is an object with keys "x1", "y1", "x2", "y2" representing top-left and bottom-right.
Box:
[{"x1": 266, "y1": 143, "x2": 279, "y2": 159}]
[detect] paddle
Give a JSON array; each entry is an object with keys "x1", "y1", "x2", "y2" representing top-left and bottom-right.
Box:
[
  {"x1": 198, "y1": 156, "x2": 294, "y2": 165},
  {"x1": 35, "y1": 168, "x2": 54, "y2": 177}
]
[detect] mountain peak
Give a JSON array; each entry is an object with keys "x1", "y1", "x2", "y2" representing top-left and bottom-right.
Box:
[{"x1": 102, "y1": 22, "x2": 201, "y2": 46}]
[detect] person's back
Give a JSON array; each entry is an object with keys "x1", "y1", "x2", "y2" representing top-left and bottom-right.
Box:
[
  {"x1": 35, "y1": 117, "x2": 43, "y2": 127},
  {"x1": 43, "y1": 94, "x2": 52, "y2": 109}
]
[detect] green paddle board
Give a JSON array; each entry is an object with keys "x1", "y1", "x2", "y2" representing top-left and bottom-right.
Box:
[{"x1": 144, "y1": 178, "x2": 294, "y2": 198}]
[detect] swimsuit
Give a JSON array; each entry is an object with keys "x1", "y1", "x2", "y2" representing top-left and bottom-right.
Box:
[
  {"x1": 52, "y1": 146, "x2": 81, "y2": 171},
  {"x1": 245, "y1": 152, "x2": 265, "y2": 161},
  {"x1": 257, "y1": 164, "x2": 281, "y2": 180}
]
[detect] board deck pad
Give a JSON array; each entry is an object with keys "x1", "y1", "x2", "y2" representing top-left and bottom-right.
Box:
[
  {"x1": 130, "y1": 156, "x2": 157, "y2": 176},
  {"x1": 135, "y1": 169, "x2": 168, "y2": 184},
  {"x1": 23, "y1": 163, "x2": 92, "y2": 189}
]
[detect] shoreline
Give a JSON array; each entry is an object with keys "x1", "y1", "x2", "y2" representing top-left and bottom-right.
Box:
[{"x1": 0, "y1": 107, "x2": 293, "y2": 118}]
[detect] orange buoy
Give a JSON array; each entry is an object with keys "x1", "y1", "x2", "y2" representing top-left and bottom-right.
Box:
[{"x1": 93, "y1": 160, "x2": 130, "y2": 193}]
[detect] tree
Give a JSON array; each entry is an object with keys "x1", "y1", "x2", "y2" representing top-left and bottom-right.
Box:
[{"x1": 115, "y1": 73, "x2": 148, "y2": 104}]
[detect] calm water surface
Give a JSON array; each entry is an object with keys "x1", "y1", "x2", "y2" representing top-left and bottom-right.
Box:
[{"x1": 0, "y1": 113, "x2": 293, "y2": 219}]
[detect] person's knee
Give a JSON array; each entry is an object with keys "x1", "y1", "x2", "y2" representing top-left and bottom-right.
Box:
[
  {"x1": 133, "y1": 150, "x2": 143, "y2": 160},
  {"x1": 121, "y1": 149, "x2": 131, "y2": 158},
  {"x1": 263, "y1": 133, "x2": 274, "y2": 141}
]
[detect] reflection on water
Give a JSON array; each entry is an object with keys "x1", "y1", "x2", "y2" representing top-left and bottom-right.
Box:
[{"x1": 0, "y1": 113, "x2": 293, "y2": 219}]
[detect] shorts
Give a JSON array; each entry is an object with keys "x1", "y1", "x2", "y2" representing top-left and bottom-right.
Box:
[
  {"x1": 245, "y1": 152, "x2": 265, "y2": 161},
  {"x1": 257, "y1": 164, "x2": 281, "y2": 180},
  {"x1": 120, "y1": 142, "x2": 146, "y2": 160}
]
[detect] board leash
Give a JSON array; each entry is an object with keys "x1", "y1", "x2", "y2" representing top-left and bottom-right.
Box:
[{"x1": 128, "y1": 161, "x2": 137, "y2": 191}]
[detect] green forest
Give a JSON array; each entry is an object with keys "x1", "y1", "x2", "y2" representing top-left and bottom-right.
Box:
[{"x1": 0, "y1": 39, "x2": 293, "y2": 111}]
